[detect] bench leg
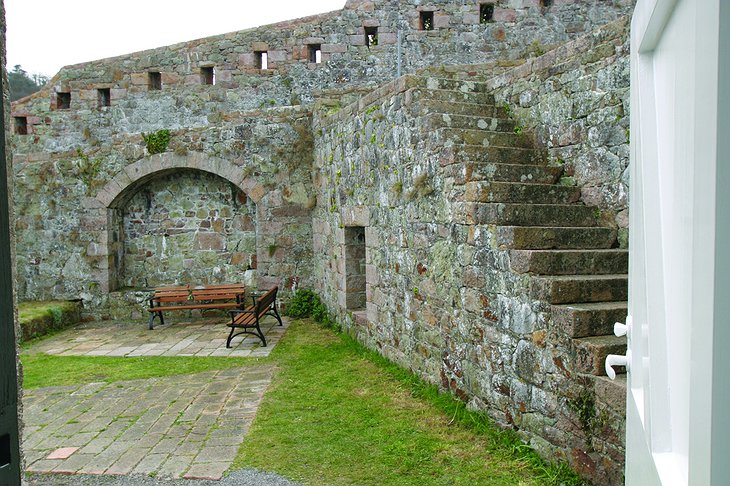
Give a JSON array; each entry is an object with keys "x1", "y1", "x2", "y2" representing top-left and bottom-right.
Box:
[
  {"x1": 226, "y1": 325, "x2": 267, "y2": 348},
  {"x1": 148, "y1": 311, "x2": 164, "y2": 330}
]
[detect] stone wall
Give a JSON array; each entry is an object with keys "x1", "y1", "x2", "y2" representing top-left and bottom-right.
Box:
[
  {"x1": 487, "y1": 16, "x2": 630, "y2": 244},
  {"x1": 311, "y1": 17, "x2": 630, "y2": 485},
  {"x1": 12, "y1": 109, "x2": 314, "y2": 312}
]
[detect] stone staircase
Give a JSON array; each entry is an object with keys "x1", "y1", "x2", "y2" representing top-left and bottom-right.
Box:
[{"x1": 411, "y1": 75, "x2": 629, "y2": 404}]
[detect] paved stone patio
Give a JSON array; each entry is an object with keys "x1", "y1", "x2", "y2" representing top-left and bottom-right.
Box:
[
  {"x1": 27, "y1": 316, "x2": 288, "y2": 358},
  {"x1": 22, "y1": 317, "x2": 289, "y2": 480}
]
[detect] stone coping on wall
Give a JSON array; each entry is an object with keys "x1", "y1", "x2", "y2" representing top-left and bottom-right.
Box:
[
  {"x1": 314, "y1": 14, "x2": 629, "y2": 131},
  {"x1": 483, "y1": 16, "x2": 630, "y2": 93}
]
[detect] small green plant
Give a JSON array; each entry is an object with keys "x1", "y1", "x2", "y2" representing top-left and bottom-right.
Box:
[
  {"x1": 513, "y1": 125, "x2": 524, "y2": 135},
  {"x1": 502, "y1": 102, "x2": 511, "y2": 115},
  {"x1": 286, "y1": 289, "x2": 339, "y2": 330},
  {"x1": 567, "y1": 388, "x2": 609, "y2": 449},
  {"x1": 142, "y1": 129, "x2": 171, "y2": 155},
  {"x1": 268, "y1": 244, "x2": 278, "y2": 257}
]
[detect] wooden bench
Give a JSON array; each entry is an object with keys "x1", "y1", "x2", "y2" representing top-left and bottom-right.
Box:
[
  {"x1": 147, "y1": 283, "x2": 246, "y2": 330},
  {"x1": 227, "y1": 286, "x2": 283, "y2": 347}
]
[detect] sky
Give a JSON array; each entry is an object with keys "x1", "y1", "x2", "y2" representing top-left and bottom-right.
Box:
[{"x1": 5, "y1": 0, "x2": 346, "y2": 78}]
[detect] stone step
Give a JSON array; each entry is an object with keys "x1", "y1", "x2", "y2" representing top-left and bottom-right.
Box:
[
  {"x1": 573, "y1": 335, "x2": 627, "y2": 376},
  {"x1": 415, "y1": 76, "x2": 493, "y2": 94},
  {"x1": 463, "y1": 162, "x2": 562, "y2": 184},
  {"x1": 413, "y1": 99, "x2": 509, "y2": 118},
  {"x1": 457, "y1": 203, "x2": 598, "y2": 227},
  {"x1": 446, "y1": 144, "x2": 548, "y2": 165},
  {"x1": 464, "y1": 181, "x2": 581, "y2": 204},
  {"x1": 408, "y1": 87, "x2": 496, "y2": 105},
  {"x1": 497, "y1": 226, "x2": 618, "y2": 250},
  {"x1": 594, "y1": 374, "x2": 627, "y2": 415},
  {"x1": 440, "y1": 128, "x2": 535, "y2": 149},
  {"x1": 423, "y1": 113, "x2": 515, "y2": 132},
  {"x1": 510, "y1": 249, "x2": 629, "y2": 275},
  {"x1": 552, "y1": 301, "x2": 628, "y2": 338},
  {"x1": 530, "y1": 274, "x2": 628, "y2": 304},
  {"x1": 442, "y1": 162, "x2": 561, "y2": 185}
]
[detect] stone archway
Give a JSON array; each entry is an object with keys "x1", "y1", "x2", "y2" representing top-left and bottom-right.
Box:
[{"x1": 92, "y1": 153, "x2": 269, "y2": 292}]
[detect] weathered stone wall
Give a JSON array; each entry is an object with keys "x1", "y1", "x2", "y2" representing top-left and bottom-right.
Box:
[
  {"x1": 311, "y1": 17, "x2": 630, "y2": 485},
  {"x1": 121, "y1": 170, "x2": 257, "y2": 288},
  {"x1": 488, "y1": 16, "x2": 630, "y2": 243},
  {"x1": 12, "y1": 108, "x2": 315, "y2": 312}
]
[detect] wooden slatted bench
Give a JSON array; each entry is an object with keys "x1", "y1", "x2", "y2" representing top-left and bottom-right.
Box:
[
  {"x1": 147, "y1": 283, "x2": 246, "y2": 330},
  {"x1": 227, "y1": 286, "x2": 283, "y2": 347}
]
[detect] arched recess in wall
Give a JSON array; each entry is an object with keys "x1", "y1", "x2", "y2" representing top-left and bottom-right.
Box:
[{"x1": 94, "y1": 153, "x2": 269, "y2": 292}]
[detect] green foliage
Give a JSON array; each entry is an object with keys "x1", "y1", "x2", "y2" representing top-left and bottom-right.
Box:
[
  {"x1": 513, "y1": 125, "x2": 524, "y2": 135},
  {"x1": 8, "y1": 65, "x2": 48, "y2": 101},
  {"x1": 75, "y1": 148, "x2": 103, "y2": 193},
  {"x1": 286, "y1": 289, "x2": 338, "y2": 330},
  {"x1": 568, "y1": 388, "x2": 608, "y2": 449},
  {"x1": 142, "y1": 129, "x2": 171, "y2": 155}
]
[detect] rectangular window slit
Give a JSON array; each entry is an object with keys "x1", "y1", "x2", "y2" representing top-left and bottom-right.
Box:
[
  {"x1": 56, "y1": 92, "x2": 71, "y2": 109},
  {"x1": 365, "y1": 27, "x2": 378, "y2": 47},
  {"x1": 14, "y1": 117, "x2": 28, "y2": 135},
  {"x1": 148, "y1": 71, "x2": 162, "y2": 90},
  {"x1": 308, "y1": 44, "x2": 322, "y2": 64},
  {"x1": 97, "y1": 88, "x2": 111, "y2": 107},
  {"x1": 420, "y1": 11, "x2": 434, "y2": 30},
  {"x1": 255, "y1": 51, "x2": 268, "y2": 70},
  {"x1": 200, "y1": 66, "x2": 215, "y2": 85},
  {"x1": 480, "y1": 3, "x2": 494, "y2": 23}
]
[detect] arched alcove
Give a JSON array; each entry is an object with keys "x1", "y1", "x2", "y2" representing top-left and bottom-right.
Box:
[{"x1": 94, "y1": 153, "x2": 269, "y2": 291}]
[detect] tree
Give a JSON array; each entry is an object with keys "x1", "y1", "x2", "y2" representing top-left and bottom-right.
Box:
[{"x1": 8, "y1": 65, "x2": 48, "y2": 102}]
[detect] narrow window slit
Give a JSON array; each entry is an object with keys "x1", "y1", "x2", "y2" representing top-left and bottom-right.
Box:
[
  {"x1": 308, "y1": 44, "x2": 322, "y2": 64},
  {"x1": 97, "y1": 88, "x2": 111, "y2": 107},
  {"x1": 200, "y1": 66, "x2": 215, "y2": 85},
  {"x1": 255, "y1": 51, "x2": 268, "y2": 70},
  {"x1": 365, "y1": 27, "x2": 378, "y2": 47},
  {"x1": 148, "y1": 72, "x2": 162, "y2": 90},
  {"x1": 56, "y1": 92, "x2": 71, "y2": 109},
  {"x1": 420, "y1": 11, "x2": 434, "y2": 31},
  {"x1": 480, "y1": 4, "x2": 494, "y2": 23},
  {"x1": 13, "y1": 117, "x2": 27, "y2": 135}
]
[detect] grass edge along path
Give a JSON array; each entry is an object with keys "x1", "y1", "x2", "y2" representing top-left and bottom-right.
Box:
[
  {"x1": 21, "y1": 354, "x2": 257, "y2": 389},
  {"x1": 233, "y1": 319, "x2": 586, "y2": 485}
]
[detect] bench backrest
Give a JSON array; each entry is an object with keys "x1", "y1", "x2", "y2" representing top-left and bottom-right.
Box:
[{"x1": 256, "y1": 286, "x2": 278, "y2": 317}]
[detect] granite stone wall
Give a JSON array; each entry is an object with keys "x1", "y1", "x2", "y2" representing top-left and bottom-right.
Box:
[{"x1": 310, "y1": 17, "x2": 629, "y2": 485}]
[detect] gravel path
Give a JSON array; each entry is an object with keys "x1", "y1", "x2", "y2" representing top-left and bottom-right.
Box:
[{"x1": 26, "y1": 469, "x2": 300, "y2": 485}]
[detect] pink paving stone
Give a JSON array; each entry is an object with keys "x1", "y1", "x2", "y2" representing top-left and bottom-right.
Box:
[{"x1": 47, "y1": 447, "x2": 79, "y2": 459}]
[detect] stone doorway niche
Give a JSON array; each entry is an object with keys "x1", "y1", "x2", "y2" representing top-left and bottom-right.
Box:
[
  {"x1": 344, "y1": 226, "x2": 366, "y2": 310},
  {"x1": 112, "y1": 169, "x2": 257, "y2": 288}
]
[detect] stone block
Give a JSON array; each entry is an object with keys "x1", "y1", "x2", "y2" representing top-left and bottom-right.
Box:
[
  {"x1": 161, "y1": 72, "x2": 180, "y2": 85},
  {"x1": 433, "y1": 14, "x2": 451, "y2": 29},
  {"x1": 378, "y1": 33, "x2": 397, "y2": 45},
  {"x1": 251, "y1": 41, "x2": 269, "y2": 51},
  {"x1": 303, "y1": 37, "x2": 325, "y2": 45},
  {"x1": 268, "y1": 50, "x2": 287, "y2": 62},
  {"x1": 349, "y1": 35, "x2": 367, "y2": 46},
  {"x1": 110, "y1": 88, "x2": 127, "y2": 100},
  {"x1": 322, "y1": 44, "x2": 347, "y2": 54},
  {"x1": 130, "y1": 73, "x2": 148, "y2": 85},
  {"x1": 494, "y1": 8, "x2": 517, "y2": 22},
  {"x1": 193, "y1": 233, "x2": 225, "y2": 251}
]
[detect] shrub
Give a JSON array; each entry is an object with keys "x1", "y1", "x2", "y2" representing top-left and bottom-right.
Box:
[{"x1": 286, "y1": 289, "x2": 339, "y2": 331}]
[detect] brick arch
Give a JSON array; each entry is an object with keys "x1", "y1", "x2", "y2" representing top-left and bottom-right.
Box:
[{"x1": 95, "y1": 152, "x2": 267, "y2": 209}]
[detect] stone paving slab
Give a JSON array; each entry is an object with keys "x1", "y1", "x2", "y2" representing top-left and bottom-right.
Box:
[
  {"x1": 23, "y1": 365, "x2": 274, "y2": 480},
  {"x1": 25, "y1": 316, "x2": 288, "y2": 358}
]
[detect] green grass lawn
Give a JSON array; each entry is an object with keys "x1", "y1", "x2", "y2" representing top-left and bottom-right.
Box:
[{"x1": 21, "y1": 320, "x2": 584, "y2": 485}]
